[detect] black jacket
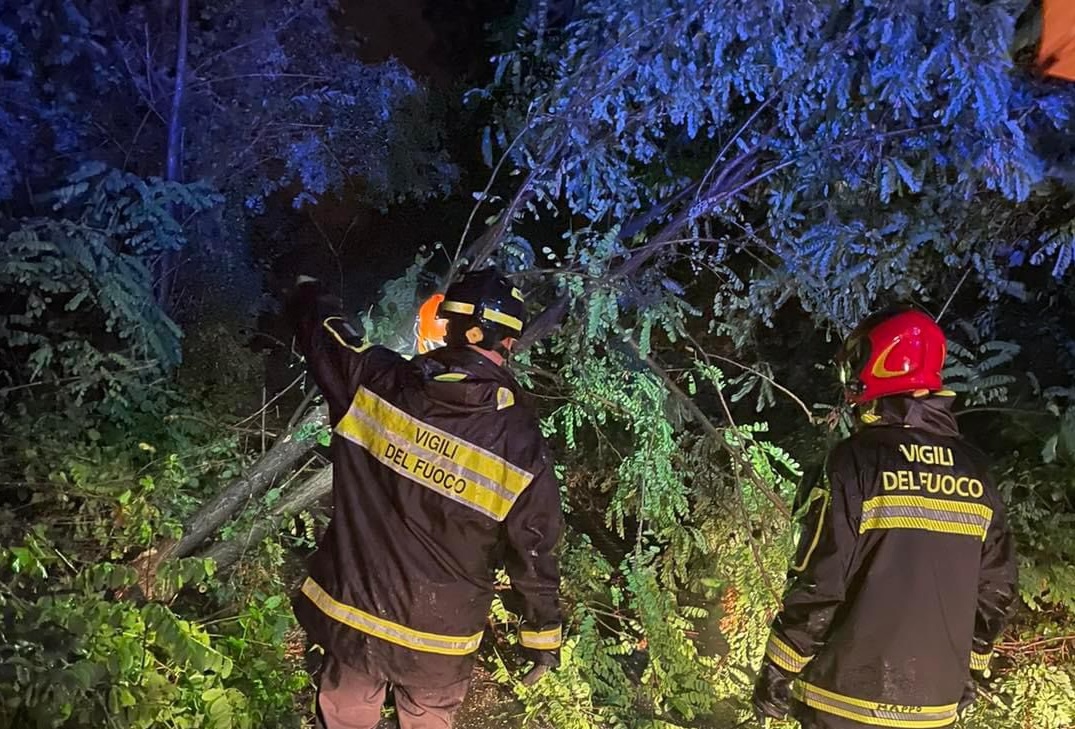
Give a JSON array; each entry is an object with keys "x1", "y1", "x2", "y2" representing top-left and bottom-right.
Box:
[
  {"x1": 762, "y1": 394, "x2": 1017, "y2": 728},
  {"x1": 288, "y1": 282, "x2": 563, "y2": 687}
]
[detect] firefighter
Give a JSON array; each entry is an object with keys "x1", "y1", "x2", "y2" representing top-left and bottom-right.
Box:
[
  {"x1": 752, "y1": 306, "x2": 1018, "y2": 729},
  {"x1": 285, "y1": 269, "x2": 563, "y2": 729}
]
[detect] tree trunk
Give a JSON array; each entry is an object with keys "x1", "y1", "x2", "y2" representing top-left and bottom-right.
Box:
[
  {"x1": 153, "y1": 405, "x2": 327, "y2": 564},
  {"x1": 200, "y1": 467, "x2": 333, "y2": 573},
  {"x1": 157, "y1": 0, "x2": 190, "y2": 309}
]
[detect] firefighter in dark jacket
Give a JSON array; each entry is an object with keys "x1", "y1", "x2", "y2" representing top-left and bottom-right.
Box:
[
  {"x1": 753, "y1": 307, "x2": 1018, "y2": 729},
  {"x1": 286, "y1": 269, "x2": 563, "y2": 729}
]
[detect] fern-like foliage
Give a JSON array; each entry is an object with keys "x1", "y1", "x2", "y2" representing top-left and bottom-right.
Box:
[{"x1": 0, "y1": 165, "x2": 220, "y2": 420}]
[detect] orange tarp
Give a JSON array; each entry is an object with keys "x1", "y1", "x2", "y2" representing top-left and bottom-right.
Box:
[{"x1": 1040, "y1": 0, "x2": 1075, "y2": 81}]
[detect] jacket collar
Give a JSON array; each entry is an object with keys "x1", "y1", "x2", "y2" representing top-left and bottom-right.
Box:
[
  {"x1": 861, "y1": 393, "x2": 960, "y2": 437},
  {"x1": 419, "y1": 346, "x2": 516, "y2": 385}
]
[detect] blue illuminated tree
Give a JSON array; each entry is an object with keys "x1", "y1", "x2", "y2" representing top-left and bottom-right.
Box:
[
  {"x1": 458, "y1": 3, "x2": 1075, "y2": 727},
  {"x1": 466, "y1": 0, "x2": 1075, "y2": 341}
]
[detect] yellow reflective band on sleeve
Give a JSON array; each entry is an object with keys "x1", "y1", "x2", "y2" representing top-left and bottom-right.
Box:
[
  {"x1": 323, "y1": 317, "x2": 372, "y2": 354},
  {"x1": 481, "y1": 307, "x2": 523, "y2": 332},
  {"x1": 971, "y1": 650, "x2": 991, "y2": 672},
  {"x1": 496, "y1": 387, "x2": 515, "y2": 410},
  {"x1": 335, "y1": 387, "x2": 534, "y2": 521},
  {"x1": 520, "y1": 626, "x2": 562, "y2": 650},
  {"x1": 440, "y1": 301, "x2": 476, "y2": 315},
  {"x1": 765, "y1": 633, "x2": 812, "y2": 673},
  {"x1": 860, "y1": 495, "x2": 993, "y2": 542},
  {"x1": 793, "y1": 682, "x2": 958, "y2": 728},
  {"x1": 300, "y1": 578, "x2": 483, "y2": 656},
  {"x1": 511, "y1": 287, "x2": 524, "y2": 301},
  {"x1": 791, "y1": 487, "x2": 829, "y2": 573},
  {"x1": 434, "y1": 373, "x2": 467, "y2": 382}
]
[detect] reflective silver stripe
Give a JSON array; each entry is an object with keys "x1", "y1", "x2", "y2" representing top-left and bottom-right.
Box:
[
  {"x1": 794, "y1": 682, "x2": 958, "y2": 728},
  {"x1": 870, "y1": 506, "x2": 984, "y2": 524},
  {"x1": 520, "y1": 626, "x2": 562, "y2": 649},
  {"x1": 765, "y1": 633, "x2": 812, "y2": 673},
  {"x1": 862, "y1": 495, "x2": 993, "y2": 520},
  {"x1": 301, "y1": 578, "x2": 482, "y2": 656},
  {"x1": 860, "y1": 496, "x2": 992, "y2": 541},
  {"x1": 323, "y1": 317, "x2": 371, "y2": 354}
]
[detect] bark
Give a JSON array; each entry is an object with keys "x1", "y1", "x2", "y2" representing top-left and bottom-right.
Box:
[
  {"x1": 157, "y1": 0, "x2": 190, "y2": 308},
  {"x1": 200, "y1": 467, "x2": 333, "y2": 573},
  {"x1": 153, "y1": 405, "x2": 327, "y2": 564}
]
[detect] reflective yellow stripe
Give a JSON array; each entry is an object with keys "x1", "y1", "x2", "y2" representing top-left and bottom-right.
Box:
[
  {"x1": 520, "y1": 626, "x2": 562, "y2": 650},
  {"x1": 970, "y1": 650, "x2": 991, "y2": 672},
  {"x1": 510, "y1": 287, "x2": 524, "y2": 301},
  {"x1": 496, "y1": 387, "x2": 515, "y2": 410},
  {"x1": 794, "y1": 682, "x2": 958, "y2": 728},
  {"x1": 792, "y1": 487, "x2": 829, "y2": 573},
  {"x1": 441, "y1": 301, "x2": 475, "y2": 315},
  {"x1": 766, "y1": 633, "x2": 812, "y2": 673},
  {"x1": 335, "y1": 387, "x2": 534, "y2": 521},
  {"x1": 482, "y1": 307, "x2": 523, "y2": 332},
  {"x1": 860, "y1": 495, "x2": 992, "y2": 541},
  {"x1": 434, "y1": 373, "x2": 467, "y2": 382},
  {"x1": 300, "y1": 578, "x2": 482, "y2": 656},
  {"x1": 323, "y1": 317, "x2": 371, "y2": 354}
]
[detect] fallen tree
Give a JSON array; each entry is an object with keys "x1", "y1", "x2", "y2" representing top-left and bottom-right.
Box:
[
  {"x1": 140, "y1": 406, "x2": 327, "y2": 573},
  {"x1": 200, "y1": 466, "x2": 333, "y2": 573}
]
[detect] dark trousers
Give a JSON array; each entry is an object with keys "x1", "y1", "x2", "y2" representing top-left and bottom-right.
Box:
[{"x1": 315, "y1": 654, "x2": 470, "y2": 729}]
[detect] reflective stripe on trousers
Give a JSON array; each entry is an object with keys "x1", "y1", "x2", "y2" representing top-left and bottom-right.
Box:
[{"x1": 793, "y1": 681, "x2": 959, "y2": 728}]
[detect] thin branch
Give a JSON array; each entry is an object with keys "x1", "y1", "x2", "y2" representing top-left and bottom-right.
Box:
[
  {"x1": 192, "y1": 12, "x2": 302, "y2": 74},
  {"x1": 628, "y1": 339, "x2": 786, "y2": 608},
  {"x1": 627, "y1": 339, "x2": 791, "y2": 521},
  {"x1": 686, "y1": 336, "x2": 815, "y2": 422},
  {"x1": 996, "y1": 635, "x2": 1075, "y2": 652},
  {"x1": 937, "y1": 266, "x2": 972, "y2": 322},
  {"x1": 453, "y1": 126, "x2": 533, "y2": 267},
  {"x1": 123, "y1": 109, "x2": 155, "y2": 172},
  {"x1": 696, "y1": 97, "x2": 777, "y2": 205},
  {"x1": 235, "y1": 372, "x2": 305, "y2": 427},
  {"x1": 188, "y1": 73, "x2": 331, "y2": 89}
]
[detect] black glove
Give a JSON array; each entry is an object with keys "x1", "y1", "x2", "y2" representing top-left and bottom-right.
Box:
[
  {"x1": 959, "y1": 667, "x2": 994, "y2": 714},
  {"x1": 958, "y1": 676, "x2": 977, "y2": 714},
  {"x1": 752, "y1": 657, "x2": 794, "y2": 720},
  {"x1": 282, "y1": 275, "x2": 320, "y2": 325}
]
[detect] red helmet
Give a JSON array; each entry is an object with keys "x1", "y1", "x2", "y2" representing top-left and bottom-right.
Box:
[{"x1": 837, "y1": 307, "x2": 947, "y2": 405}]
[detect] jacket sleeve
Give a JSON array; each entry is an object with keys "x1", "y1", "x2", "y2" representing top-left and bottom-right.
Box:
[
  {"x1": 970, "y1": 497, "x2": 1018, "y2": 675},
  {"x1": 502, "y1": 448, "x2": 563, "y2": 664},
  {"x1": 285, "y1": 278, "x2": 395, "y2": 426},
  {"x1": 763, "y1": 441, "x2": 862, "y2": 676}
]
